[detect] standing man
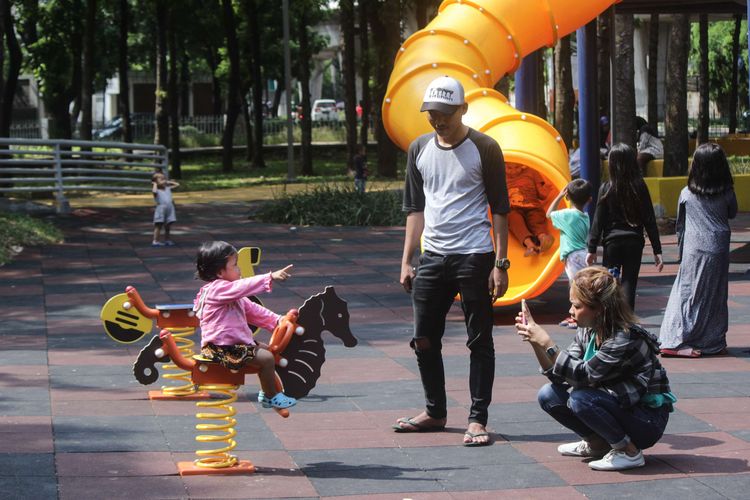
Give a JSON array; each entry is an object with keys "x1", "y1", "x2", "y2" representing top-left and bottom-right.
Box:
[{"x1": 393, "y1": 76, "x2": 510, "y2": 446}]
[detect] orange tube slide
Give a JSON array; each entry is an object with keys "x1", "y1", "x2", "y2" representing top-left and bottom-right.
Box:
[{"x1": 384, "y1": 0, "x2": 617, "y2": 306}]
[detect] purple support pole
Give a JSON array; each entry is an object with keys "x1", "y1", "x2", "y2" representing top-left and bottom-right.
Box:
[
  {"x1": 515, "y1": 51, "x2": 540, "y2": 114},
  {"x1": 577, "y1": 20, "x2": 600, "y2": 216},
  {"x1": 747, "y1": 2, "x2": 750, "y2": 109}
]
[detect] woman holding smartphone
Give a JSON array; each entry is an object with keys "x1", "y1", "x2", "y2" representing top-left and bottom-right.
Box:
[{"x1": 515, "y1": 267, "x2": 675, "y2": 471}]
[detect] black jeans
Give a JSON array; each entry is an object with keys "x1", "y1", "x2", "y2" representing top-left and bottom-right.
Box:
[
  {"x1": 603, "y1": 237, "x2": 644, "y2": 311},
  {"x1": 411, "y1": 251, "x2": 495, "y2": 425}
]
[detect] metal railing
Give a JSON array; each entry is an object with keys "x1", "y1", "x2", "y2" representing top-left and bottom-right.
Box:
[{"x1": 0, "y1": 138, "x2": 168, "y2": 213}]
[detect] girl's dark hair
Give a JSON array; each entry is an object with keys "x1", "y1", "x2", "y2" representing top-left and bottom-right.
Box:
[
  {"x1": 195, "y1": 241, "x2": 237, "y2": 281},
  {"x1": 603, "y1": 143, "x2": 645, "y2": 226},
  {"x1": 634, "y1": 116, "x2": 656, "y2": 137},
  {"x1": 688, "y1": 142, "x2": 734, "y2": 196}
]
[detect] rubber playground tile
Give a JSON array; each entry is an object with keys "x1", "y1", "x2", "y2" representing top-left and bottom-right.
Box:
[
  {"x1": 291, "y1": 448, "x2": 447, "y2": 497},
  {"x1": 315, "y1": 357, "x2": 416, "y2": 384},
  {"x1": 0, "y1": 452, "x2": 55, "y2": 477},
  {"x1": 273, "y1": 426, "x2": 406, "y2": 451},
  {"x1": 694, "y1": 473, "x2": 750, "y2": 498},
  {"x1": 654, "y1": 450, "x2": 750, "y2": 477},
  {"x1": 0, "y1": 475, "x2": 58, "y2": 500},
  {"x1": 182, "y1": 469, "x2": 318, "y2": 499},
  {"x1": 539, "y1": 454, "x2": 683, "y2": 486},
  {"x1": 323, "y1": 493, "x2": 453, "y2": 500},
  {"x1": 575, "y1": 477, "x2": 728, "y2": 499},
  {"x1": 663, "y1": 409, "x2": 717, "y2": 435},
  {"x1": 51, "y1": 398, "x2": 155, "y2": 417},
  {"x1": 0, "y1": 425, "x2": 53, "y2": 453},
  {"x1": 58, "y1": 475, "x2": 188, "y2": 500},
  {"x1": 55, "y1": 451, "x2": 178, "y2": 477},
  {"x1": 436, "y1": 462, "x2": 566, "y2": 492},
  {"x1": 0, "y1": 399, "x2": 51, "y2": 417}
]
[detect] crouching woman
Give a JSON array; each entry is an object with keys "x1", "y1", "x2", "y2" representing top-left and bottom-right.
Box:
[{"x1": 515, "y1": 266, "x2": 675, "y2": 471}]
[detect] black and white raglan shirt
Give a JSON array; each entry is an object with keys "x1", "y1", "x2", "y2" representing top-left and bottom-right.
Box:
[{"x1": 403, "y1": 128, "x2": 510, "y2": 255}]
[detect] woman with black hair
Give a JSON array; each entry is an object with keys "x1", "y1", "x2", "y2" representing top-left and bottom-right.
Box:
[
  {"x1": 586, "y1": 143, "x2": 664, "y2": 310},
  {"x1": 635, "y1": 117, "x2": 663, "y2": 176},
  {"x1": 659, "y1": 143, "x2": 738, "y2": 357}
]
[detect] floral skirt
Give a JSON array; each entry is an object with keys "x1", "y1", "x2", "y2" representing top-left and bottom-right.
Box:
[{"x1": 201, "y1": 342, "x2": 257, "y2": 371}]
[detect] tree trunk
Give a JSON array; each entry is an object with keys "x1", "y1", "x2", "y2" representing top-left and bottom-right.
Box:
[
  {"x1": 168, "y1": 13, "x2": 181, "y2": 178},
  {"x1": 245, "y1": 0, "x2": 265, "y2": 168},
  {"x1": 647, "y1": 14, "x2": 659, "y2": 129},
  {"x1": 664, "y1": 15, "x2": 690, "y2": 177},
  {"x1": 117, "y1": 0, "x2": 132, "y2": 143},
  {"x1": 554, "y1": 35, "x2": 574, "y2": 149},
  {"x1": 0, "y1": 0, "x2": 23, "y2": 137},
  {"x1": 597, "y1": 10, "x2": 612, "y2": 121},
  {"x1": 414, "y1": 0, "x2": 439, "y2": 30},
  {"x1": 80, "y1": 0, "x2": 95, "y2": 142},
  {"x1": 242, "y1": 82, "x2": 254, "y2": 162},
  {"x1": 154, "y1": 0, "x2": 169, "y2": 147},
  {"x1": 729, "y1": 14, "x2": 741, "y2": 134},
  {"x1": 370, "y1": 0, "x2": 401, "y2": 178},
  {"x1": 537, "y1": 49, "x2": 548, "y2": 120},
  {"x1": 220, "y1": 0, "x2": 241, "y2": 173},
  {"x1": 697, "y1": 14, "x2": 709, "y2": 145},
  {"x1": 180, "y1": 52, "x2": 190, "y2": 116},
  {"x1": 205, "y1": 47, "x2": 223, "y2": 115},
  {"x1": 341, "y1": 0, "x2": 357, "y2": 168},
  {"x1": 612, "y1": 13, "x2": 635, "y2": 148},
  {"x1": 298, "y1": 4, "x2": 313, "y2": 176},
  {"x1": 358, "y1": 0, "x2": 372, "y2": 149},
  {"x1": 495, "y1": 75, "x2": 510, "y2": 97}
]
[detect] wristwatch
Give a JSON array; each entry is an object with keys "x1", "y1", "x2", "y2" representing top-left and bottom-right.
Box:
[
  {"x1": 495, "y1": 258, "x2": 511, "y2": 270},
  {"x1": 546, "y1": 344, "x2": 560, "y2": 359}
]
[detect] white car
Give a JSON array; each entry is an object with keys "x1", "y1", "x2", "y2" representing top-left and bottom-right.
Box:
[{"x1": 311, "y1": 99, "x2": 339, "y2": 122}]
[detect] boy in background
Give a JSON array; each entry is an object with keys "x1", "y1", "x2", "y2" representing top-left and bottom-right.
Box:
[{"x1": 546, "y1": 178, "x2": 593, "y2": 328}]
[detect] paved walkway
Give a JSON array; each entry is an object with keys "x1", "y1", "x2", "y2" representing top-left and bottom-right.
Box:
[{"x1": 2, "y1": 195, "x2": 750, "y2": 499}]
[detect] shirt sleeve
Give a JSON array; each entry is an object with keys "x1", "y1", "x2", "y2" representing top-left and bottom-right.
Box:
[
  {"x1": 242, "y1": 298, "x2": 281, "y2": 333},
  {"x1": 639, "y1": 181, "x2": 662, "y2": 255},
  {"x1": 587, "y1": 183, "x2": 609, "y2": 253},
  {"x1": 549, "y1": 209, "x2": 571, "y2": 230},
  {"x1": 402, "y1": 138, "x2": 426, "y2": 213},
  {"x1": 204, "y1": 273, "x2": 273, "y2": 304},
  {"x1": 728, "y1": 189, "x2": 738, "y2": 219},
  {"x1": 478, "y1": 134, "x2": 510, "y2": 215}
]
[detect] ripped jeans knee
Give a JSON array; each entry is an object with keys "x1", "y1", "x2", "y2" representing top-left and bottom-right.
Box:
[{"x1": 410, "y1": 337, "x2": 432, "y2": 352}]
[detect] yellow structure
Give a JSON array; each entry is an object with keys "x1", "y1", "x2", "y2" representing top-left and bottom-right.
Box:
[{"x1": 383, "y1": 0, "x2": 618, "y2": 306}]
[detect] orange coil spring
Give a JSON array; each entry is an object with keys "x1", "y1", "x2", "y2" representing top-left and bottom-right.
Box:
[
  {"x1": 194, "y1": 384, "x2": 240, "y2": 468},
  {"x1": 160, "y1": 326, "x2": 199, "y2": 396}
]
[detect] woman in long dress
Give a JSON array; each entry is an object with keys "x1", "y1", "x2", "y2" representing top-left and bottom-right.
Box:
[{"x1": 660, "y1": 143, "x2": 738, "y2": 357}]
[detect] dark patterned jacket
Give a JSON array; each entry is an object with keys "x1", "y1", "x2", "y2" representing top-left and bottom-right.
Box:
[{"x1": 545, "y1": 324, "x2": 671, "y2": 409}]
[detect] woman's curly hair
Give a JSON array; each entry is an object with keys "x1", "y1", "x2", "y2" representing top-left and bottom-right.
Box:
[{"x1": 572, "y1": 266, "x2": 637, "y2": 340}]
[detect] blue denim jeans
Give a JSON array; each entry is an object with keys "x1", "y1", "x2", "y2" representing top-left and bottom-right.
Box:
[
  {"x1": 538, "y1": 383, "x2": 669, "y2": 450},
  {"x1": 411, "y1": 251, "x2": 495, "y2": 425}
]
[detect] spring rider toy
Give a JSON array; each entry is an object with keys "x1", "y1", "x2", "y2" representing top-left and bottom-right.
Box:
[
  {"x1": 138, "y1": 286, "x2": 357, "y2": 475},
  {"x1": 99, "y1": 247, "x2": 265, "y2": 400}
]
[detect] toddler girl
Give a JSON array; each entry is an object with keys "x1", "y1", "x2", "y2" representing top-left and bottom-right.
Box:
[{"x1": 194, "y1": 240, "x2": 296, "y2": 409}]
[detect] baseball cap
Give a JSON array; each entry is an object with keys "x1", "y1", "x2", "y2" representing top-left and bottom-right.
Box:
[{"x1": 420, "y1": 76, "x2": 465, "y2": 114}]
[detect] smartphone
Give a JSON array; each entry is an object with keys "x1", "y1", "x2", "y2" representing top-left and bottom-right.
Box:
[{"x1": 521, "y1": 299, "x2": 528, "y2": 325}]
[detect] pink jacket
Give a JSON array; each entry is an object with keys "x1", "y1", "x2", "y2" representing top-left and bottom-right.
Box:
[{"x1": 194, "y1": 273, "x2": 280, "y2": 347}]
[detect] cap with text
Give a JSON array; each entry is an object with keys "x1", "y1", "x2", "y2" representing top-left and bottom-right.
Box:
[{"x1": 420, "y1": 76, "x2": 465, "y2": 114}]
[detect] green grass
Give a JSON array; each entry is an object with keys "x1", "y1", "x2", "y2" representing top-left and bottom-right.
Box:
[
  {"x1": 177, "y1": 157, "x2": 355, "y2": 191},
  {"x1": 0, "y1": 212, "x2": 63, "y2": 266}
]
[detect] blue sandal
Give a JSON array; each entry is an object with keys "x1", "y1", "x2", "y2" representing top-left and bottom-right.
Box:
[{"x1": 258, "y1": 391, "x2": 297, "y2": 409}]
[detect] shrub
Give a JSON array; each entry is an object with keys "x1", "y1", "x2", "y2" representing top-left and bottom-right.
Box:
[
  {"x1": 255, "y1": 184, "x2": 405, "y2": 226},
  {"x1": 0, "y1": 212, "x2": 63, "y2": 265}
]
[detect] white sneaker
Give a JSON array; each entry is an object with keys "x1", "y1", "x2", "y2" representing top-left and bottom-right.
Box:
[
  {"x1": 557, "y1": 440, "x2": 609, "y2": 458},
  {"x1": 588, "y1": 449, "x2": 645, "y2": 471}
]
